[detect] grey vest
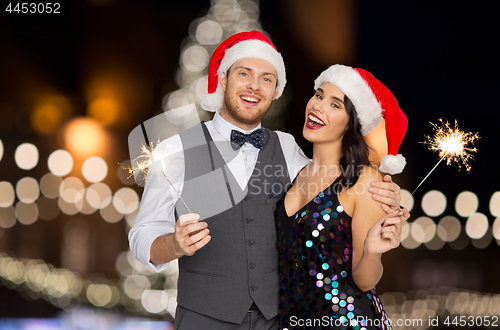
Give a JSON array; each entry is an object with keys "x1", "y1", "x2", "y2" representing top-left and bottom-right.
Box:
[{"x1": 175, "y1": 122, "x2": 290, "y2": 324}]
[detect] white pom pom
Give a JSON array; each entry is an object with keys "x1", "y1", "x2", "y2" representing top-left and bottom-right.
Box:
[
  {"x1": 379, "y1": 154, "x2": 406, "y2": 174},
  {"x1": 201, "y1": 93, "x2": 223, "y2": 112}
]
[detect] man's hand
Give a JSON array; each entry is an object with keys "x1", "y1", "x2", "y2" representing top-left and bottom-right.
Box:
[
  {"x1": 369, "y1": 175, "x2": 402, "y2": 213},
  {"x1": 150, "y1": 213, "x2": 211, "y2": 265},
  {"x1": 174, "y1": 213, "x2": 211, "y2": 256}
]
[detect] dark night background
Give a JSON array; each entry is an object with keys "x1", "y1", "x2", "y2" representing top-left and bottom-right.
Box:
[{"x1": 0, "y1": 0, "x2": 499, "y2": 325}]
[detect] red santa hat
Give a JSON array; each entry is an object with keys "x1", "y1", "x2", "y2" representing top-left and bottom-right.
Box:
[
  {"x1": 201, "y1": 30, "x2": 286, "y2": 112},
  {"x1": 314, "y1": 64, "x2": 408, "y2": 174}
]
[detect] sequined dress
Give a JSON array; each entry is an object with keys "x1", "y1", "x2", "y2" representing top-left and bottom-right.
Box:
[{"x1": 275, "y1": 177, "x2": 392, "y2": 330}]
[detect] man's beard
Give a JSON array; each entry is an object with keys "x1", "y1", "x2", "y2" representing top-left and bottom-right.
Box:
[{"x1": 223, "y1": 92, "x2": 269, "y2": 127}]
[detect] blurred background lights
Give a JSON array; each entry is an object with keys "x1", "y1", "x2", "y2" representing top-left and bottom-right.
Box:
[
  {"x1": 400, "y1": 189, "x2": 414, "y2": 212},
  {"x1": 123, "y1": 275, "x2": 151, "y2": 300},
  {"x1": 16, "y1": 177, "x2": 40, "y2": 203},
  {"x1": 30, "y1": 95, "x2": 71, "y2": 135},
  {"x1": 82, "y1": 156, "x2": 108, "y2": 183},
  {"x1": 86, "y1": 183, "x2": 112, "y2": 209},
  {"x1": 455, "y1": 191, "x2": 479, "y2": 217},
  {"x1": 86, "y1": 283, "x2": 113, "y2": 307},
  {"x1": 37, "y1": 196, "x2": 60, "y2": 221},
  {"x1": 492, "y1": 217, "x2": 500, "y2": 240},
  {"x1": 437, "y1": 216, "x2": 461, "y2": 242},
  {"x1": 48, "y1": 150, "x2": 74, "y2": 177},
  {"x1": 87, "y1": 97, "x2": 120, "y2": 126},
  {"x1": 411, "y1": 217, "x2": 437, "y2": 243},
  {"x1": 58, "y1": 196, "x2": 80, "y2": 216},
  {"x1": 99, "y1": 202, "x2": 123, "y2": 223},
  {"x1": 112, "y1": 188, "x2": 139, "y2": 215},
  {"x1": 164, "y1": 89, "x2": 195, "y2": 111},
  {"x1": 59, "y1": 177, "x2": 85, "y2": 204},
  {"x1": 490, "y1": 192, "x2": 500, "y2": 217},
  {"x1": 421, "y1": 190, "x2": 447, "y2": 217},
  {"x1": 15, "y1": 201, "x2": 39, "y2": 225},
  {"x1": 14, "y1": 143, "x2": 39, "y2": 170},
  {"x1": 0, "y1": 181, "x2": 16, "y2": 207},
  {"x1": 465, "y1": 212, "x2": 489, "y2": 239},
  {"x1": 141, "y1": 290, "x2": 169, "y2": 314},
  {"x1": 63, "y1": 117, "x2": 107, "y2": 158},
  {"x1": 0, "y1": 206, "x2": 16, "y2": 229},
  {"x1": 181, "y1": 45, "x2": 209, "y2": 72},
  {"x1": 40, "y1": 173, "x2": 63, "y2": 199},
  {"x1": 0, "y1": 139, "x2": 3, "y2": 161},
  {"x1": 196, "y1": 20, "x2": 223, "y2": 45}
]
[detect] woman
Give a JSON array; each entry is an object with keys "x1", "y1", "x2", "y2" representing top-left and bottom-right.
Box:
[{"x1": 275, "y1": 65, "x2": 410, "y2": 330}]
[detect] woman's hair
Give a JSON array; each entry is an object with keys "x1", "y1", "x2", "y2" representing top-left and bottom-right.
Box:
[{"x1": 338, "y1": 95, "x2": 372, "y2": 190}]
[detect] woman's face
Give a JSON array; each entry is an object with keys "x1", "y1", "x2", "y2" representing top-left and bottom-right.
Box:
[{"x1": 303, "y1": 82, "x2": 350, "y2": 144}]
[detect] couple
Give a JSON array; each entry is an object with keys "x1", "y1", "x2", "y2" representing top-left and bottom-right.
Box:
[{"x1": 129, "y1": 31, "x2": 409, "y2": 330}]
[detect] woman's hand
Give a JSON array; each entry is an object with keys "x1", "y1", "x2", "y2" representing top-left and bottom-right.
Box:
[{"x1": 363, "y1": 207, "x2": 410, "y2": 256}]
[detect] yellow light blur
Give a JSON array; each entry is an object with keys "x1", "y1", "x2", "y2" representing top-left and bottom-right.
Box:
[
  {"x1": 87, "y1": 283, "x2": 113, "y2": 307},
  {"x1": 63, "y1": 117, "x2": 108, "y2": 159},
  {"x1": 30, "y1": 95, "x2": 71, "y2": 135},
  {"x1": 87, "y1": 97, "x2": 120, "y2": 126}
]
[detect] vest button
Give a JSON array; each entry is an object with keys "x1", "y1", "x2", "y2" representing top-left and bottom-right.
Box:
[
  {"x1": 247, "y1": 240, "x2": 254, "y2": 246},
  {"x1": 249, "y1": 263, "x2": 256, "y2": 269},
  {"x1": 250, "y1": 286, "x2": 258, "y2": 292},
  {"x1": 245, "y1": 218, "x2": 252, "y2": 224}
]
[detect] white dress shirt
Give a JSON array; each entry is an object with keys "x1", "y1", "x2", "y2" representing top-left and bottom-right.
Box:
[{"x1": 128, "y1": 111, "x2": 310, "y2": 271}]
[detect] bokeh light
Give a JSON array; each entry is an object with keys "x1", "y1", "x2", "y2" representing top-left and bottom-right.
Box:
[
  {"x1": 48, "y1": 150, "x2": 74, "y2": 177},
  {"x1": 465, "y1": 212, "x2": 489, "y2": 239},
  {"x1": 100, "y1": 203, "x2": 123, "y2": 223},
  {"x1": 492, "y1": 217, "x2": 500, "y2": 240},
  {"x1": 86, "y1": 284, "x2": 113, "y2": 307},
  {"x1": 123, "y1": 275, "x2": 151, "y2": 300},
  {"x1": 14, "y1": 143, "x2": 39, "y2": 170},
  {"x1": 0, "y1": 206, "x2": 16, "y2": 229},
  {"x1": 37, "y1": 196, "x2": 60, "y2": 221},
  {"x1": 15, "y1": 201, "x2": 39, "y2": 225},
  {"x1": 58, "y1": 196, "x2": 80, "y2": 216},
  {"x1": 82, "y1": 156, "x2": 108, "y2": 183},
  {"x1": 455, "y1": 191, "x2": 479, "y2": 217},
  {"x1": 421, "y1": 190, "x2": 447, "y2": 217},
  {"x1": 411, "y1": 217, "x2": 436, "y2": 243},
  {"x1": 30, "y1": 95, "x2": 71, "y2": 135},
  {"x1": 63, "y1": 117, "x2": 108, "y2": 158},
  {"x1": 0, "y1": 139, "x2": 3, "y2": 162},
  {"x1": 163, "y1": 89, "x2": 195, "y2": 111},
  {"x1": 86, "y1": 183, "x2": 112, "y2": 209},
  {"x1": 141, "y1": 290, "x2": 168, "y2": 314},
  {"x1": 59, "y1": 177, "x2": 85, "y2": 204},
  {"x1": 490, "y1": 192, "x2": 500, "y2": 217},
  {"x1": 16, "y1": 177, "x2": 40, "y2": 203},
  {"x1": 437, "y1": 216, "x2": 461, "y2": 242},
  {"x1": 196, "y1": 20, "x2": 223, "y2": 45},
  {"x1": 113, "y1": 188, "x2": 139, "y2": 215},
  {"x1": 181, "y1": 45, "x2": 210, "y2": 72},
  {"x1": 87, "y1": 97, "x2": 120, "y2": 126},
  {"x1": 0, "y1": 181, "x2": 15, "y2": 207},
  {"x1": 400, "y1": 189, "x2": 414, "y2": 212},
  {"x1": 471, "y1": 226, "x2": 493, "y2": 249},
  {"x1": 40, "y1": 173, "x2": 63, "y2": 199}
]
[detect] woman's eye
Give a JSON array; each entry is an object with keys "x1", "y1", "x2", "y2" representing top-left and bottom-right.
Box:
[
  {"x1": 315, "y1": 93, "x2": 322, "y2": 100},
  {"x1": 331, "y1": 103, "x2": 340, "y2": 109}
]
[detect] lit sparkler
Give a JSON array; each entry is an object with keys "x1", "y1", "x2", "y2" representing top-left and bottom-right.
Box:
[
  {"x1": 404, "y1": 119, "x2": 480, "y2": 203},
  {"x1": 123, "y1": 141, "x2": 191, "y2": 213}
]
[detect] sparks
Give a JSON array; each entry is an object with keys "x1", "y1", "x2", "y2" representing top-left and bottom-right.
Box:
[
  {"x1": 122, "y1": 140, "x2": 191, "y2": 213},
  {"x1": 422, "y1": 119, "x2": 480, "y2": 172}
]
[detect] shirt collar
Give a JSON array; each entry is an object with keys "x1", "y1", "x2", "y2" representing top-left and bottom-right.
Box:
[{"x1": 212, "y1": 111, "x2": 262, "y2": 142}]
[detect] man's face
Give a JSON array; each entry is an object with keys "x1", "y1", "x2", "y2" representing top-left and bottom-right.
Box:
[{"x1": 219, "y1": 57, "x2": 279, "y2": 130}]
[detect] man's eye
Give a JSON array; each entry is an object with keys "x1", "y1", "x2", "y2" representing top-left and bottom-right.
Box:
[
  {"x1": 315, "y1": 94, "x2": 322, "y2": 100},
  {"x1": 240, "y1": 72, "x2": 248, "y2": 76}
]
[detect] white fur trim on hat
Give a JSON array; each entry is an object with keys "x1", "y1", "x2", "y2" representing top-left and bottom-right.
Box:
[
  {"x1": 379, "y1": 154, "x2": 406, "y2": 174},
  {"x1": 201, "y1": 85, "x2": 224, "y2": 112},
  {"x1": 314, "y1": 65, "x2": 383, "y2": 136}
]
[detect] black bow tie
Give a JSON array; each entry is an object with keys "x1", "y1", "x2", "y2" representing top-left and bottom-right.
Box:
[{"x1": 230, "y1": 129, "x2": 265, "y2": 150}]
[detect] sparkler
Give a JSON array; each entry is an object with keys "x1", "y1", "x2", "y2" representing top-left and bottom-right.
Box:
[
  {"x1": 124, "y1": 141, "x2": 191, "y2": 213},
  {"x1": 404, "y1": 119, "x2": 479, "y2": 204}
]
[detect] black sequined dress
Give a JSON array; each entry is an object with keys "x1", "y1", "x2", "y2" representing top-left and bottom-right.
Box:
[{"x1": 275, "y1": 177, "x2": 392, "y2": 330}]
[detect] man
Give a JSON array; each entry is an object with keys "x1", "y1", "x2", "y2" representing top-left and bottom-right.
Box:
[{"x1": 129, "y1": 31, "x2": 403, "y2": 329}]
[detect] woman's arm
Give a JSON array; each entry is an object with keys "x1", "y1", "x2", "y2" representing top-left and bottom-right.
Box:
[{"x1": 350, "y1": 167, "x2": 406, "y2": 291}]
